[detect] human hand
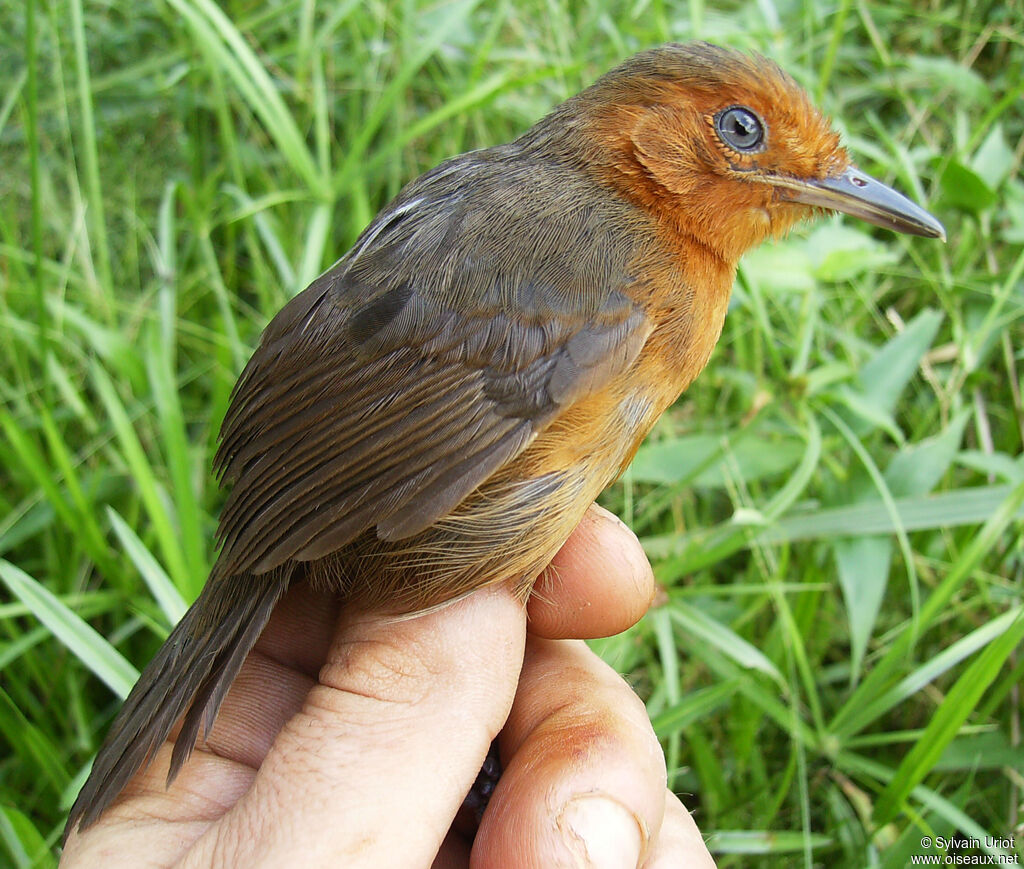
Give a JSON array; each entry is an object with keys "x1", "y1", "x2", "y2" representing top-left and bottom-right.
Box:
[{"x1": 61, "y1": 505, "x2": 715, "y2": 867}]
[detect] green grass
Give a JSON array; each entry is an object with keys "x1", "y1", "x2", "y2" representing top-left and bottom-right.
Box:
[{"x1": 2, "y1": 1, "x2": 1022, "y2": 866}]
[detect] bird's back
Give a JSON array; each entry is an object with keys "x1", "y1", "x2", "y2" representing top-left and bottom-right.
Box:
[{"x1": 213, "y1": 147, "x2": 681, "y2": 611}]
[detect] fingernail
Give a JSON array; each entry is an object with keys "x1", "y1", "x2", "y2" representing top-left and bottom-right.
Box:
[{"x1": 558, "y1": 794, "x2": 645, "y2": 868}]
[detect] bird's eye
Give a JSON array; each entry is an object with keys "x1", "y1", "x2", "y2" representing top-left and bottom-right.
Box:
[{"x1": 714, "y1": 106, "x2": 765, "y2": 153}]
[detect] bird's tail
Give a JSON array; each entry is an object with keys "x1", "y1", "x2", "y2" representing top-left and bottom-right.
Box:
[{"x1": 65, "y1": 565, "x2": 291, "y2": 839}]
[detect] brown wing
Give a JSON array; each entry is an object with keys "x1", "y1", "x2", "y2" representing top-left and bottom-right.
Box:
[{"x1": 212, "y1": 150, "x2": 652, "y2": 577}]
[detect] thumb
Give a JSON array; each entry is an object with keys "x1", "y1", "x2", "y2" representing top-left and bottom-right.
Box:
[{"x1": 181, "y1": 585, "x2": 527, "y2": 869}]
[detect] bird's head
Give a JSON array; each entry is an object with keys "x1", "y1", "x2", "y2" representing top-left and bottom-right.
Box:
[{"x1": 543, "y1": 42, "x2": 944, "y2": 262}]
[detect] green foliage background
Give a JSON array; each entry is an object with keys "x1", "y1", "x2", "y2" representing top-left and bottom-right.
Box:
[{"x1": 1, "y1": 0, "x2": 1022, "y2": 865}]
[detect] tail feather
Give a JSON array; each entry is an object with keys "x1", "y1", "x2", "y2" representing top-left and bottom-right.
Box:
[{"x1": 65, "y1": 566, "x2": 290, "y2": 839}]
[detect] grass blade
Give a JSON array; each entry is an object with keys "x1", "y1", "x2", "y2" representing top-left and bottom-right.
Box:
[
  {"x1": 165, "y1": 0, "x2": 323, "y2": 191},
  {"x1": 0, "y1": 561, "x2": 137, "y2": 698},
  {"x1": 90, "y1": 362, "x2": 195, "y2": 597},
  {"x1": 106, "y1": 508, "x2": 188, "y2": 624},
  {"x1": 832, "y1": 480, "x2": 1024, "y2": 735},
  {"x1": 872, "y1": 610, "x2": 1024, "y2": 825}
]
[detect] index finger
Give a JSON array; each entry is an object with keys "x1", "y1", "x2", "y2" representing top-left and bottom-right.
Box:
[{"x1": 528, "y1": 504, "x2": 655, "y2": 640}]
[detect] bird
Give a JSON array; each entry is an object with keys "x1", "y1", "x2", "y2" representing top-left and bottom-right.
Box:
[{"x1": 65, "y1": 40, "x2": 944, "y2": 838}]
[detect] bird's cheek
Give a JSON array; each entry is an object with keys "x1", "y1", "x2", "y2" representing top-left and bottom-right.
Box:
[
  {"x1": 751, "y1": 207, "x2": 773, "y2": 236},
  {"x1": 769, "y1": 202, "x2": 815, "y2": 239}
]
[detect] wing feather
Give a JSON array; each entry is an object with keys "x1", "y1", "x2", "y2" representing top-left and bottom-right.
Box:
[{"x1": 212, "y1": 149, "x2": 654, "y2": 578}]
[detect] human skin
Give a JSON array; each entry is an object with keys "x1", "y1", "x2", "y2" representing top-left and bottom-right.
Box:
[{"x1": 60, "y1": 505, "x2": 716, "y2": 868}]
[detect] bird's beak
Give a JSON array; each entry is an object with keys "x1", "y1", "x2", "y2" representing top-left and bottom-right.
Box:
[{"x1": 768, "y1": 166, "x2": 946, "y2": 241}]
